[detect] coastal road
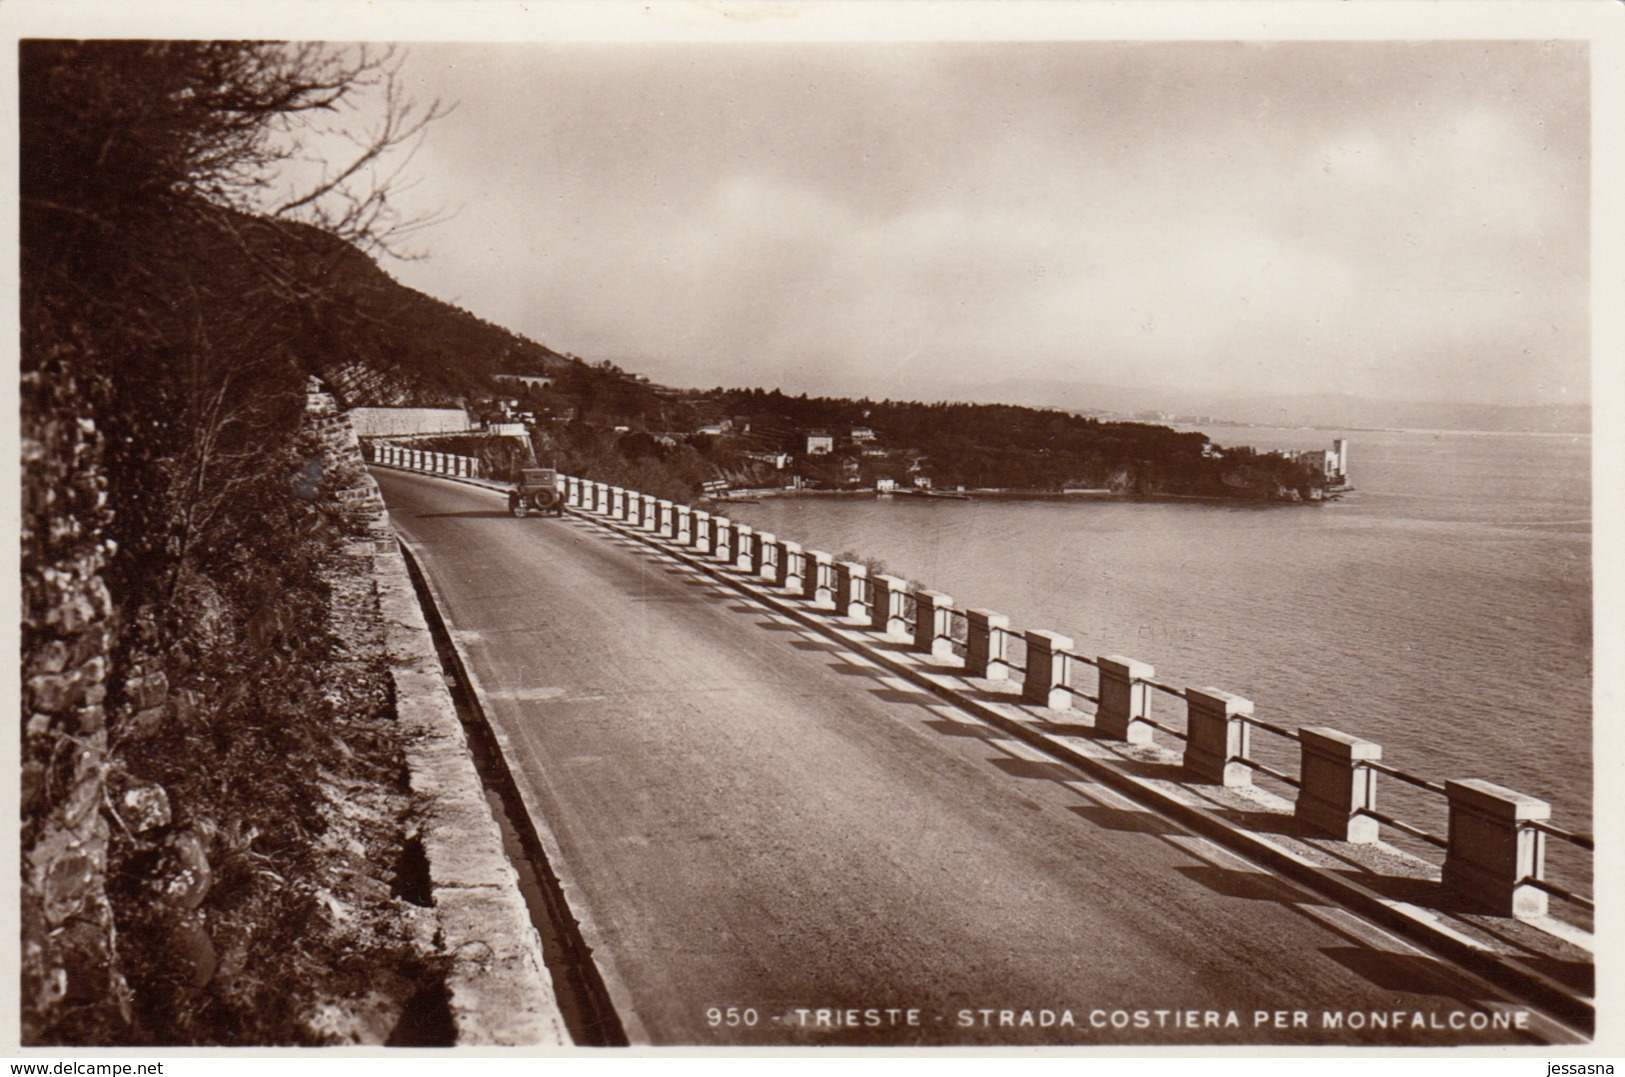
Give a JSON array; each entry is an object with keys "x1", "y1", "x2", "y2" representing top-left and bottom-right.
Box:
[{"x1": 375, "y1": 468, "x2": 1567, "y2": 1047}]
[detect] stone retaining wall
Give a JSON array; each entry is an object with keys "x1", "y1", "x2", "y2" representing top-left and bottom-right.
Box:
[
  {"x1": 21, "y1": 358, "x2": 123, "y2": 1039},
  {"x1": 322, "y1": 383, "x2": 569, "y2": 1045}
]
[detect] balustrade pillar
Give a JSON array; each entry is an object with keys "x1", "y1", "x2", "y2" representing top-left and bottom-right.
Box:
[
  {"x1": 1021, "y1": 630, "x2": 1073, "y2": 708},
  {"x1": 1097, "y1": 656, "x2": 1156, "y2": 745},
  {"x1": 802, "y1": 550, "x2": 833, "y2": 605},
  {"x1": 694, "y1": 511, "x2": 715, "y2": 554},
  {"x1": 1183, "y1": 688, "x2": 1253, "y2": 787},
  {"x1": 965, "y1": 609, "x2": 1010, "y2": 680},
  {"x1": 675, "y1": 505, "x2": 694, "y2": 545},
  {"x1": 835, "y1": 561, "x2": 868, "y2": 621},
  {"x1": 871, "y1": 576, "x2": 911, "y2": 637},
  {"x1": 752, "y1": 531, "x2": 775, "y2": 578},
  {"x1": 1443, "y1": 779, "x2": 1551, "y2": 920},
  {"x1": 914, "y1": 591, "x2": 956, "y2": 662},
  {"x1": 1295, "y1": 728, "x2": 1382, "y2": 843},
  {"x1": 775, "y1": 540, "x2": 801, "y2": 590},
  {"x1": 734, "y1": 525, "x2": 754, "y2": 570},
  {"x1": 713, "y1": 516, "x2": 734, "y2": 563}
]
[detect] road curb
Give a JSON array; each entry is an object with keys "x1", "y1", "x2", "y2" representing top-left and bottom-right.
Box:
[
  {"x1": 369, "y1": 523, "x2": 572, "y2": 1046},
  {"x1": 392, "y1": 531, "x2": 649, "y2": 1047}
]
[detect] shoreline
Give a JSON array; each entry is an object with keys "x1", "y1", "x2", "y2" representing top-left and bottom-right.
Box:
[{"x1": 711, "y1": 487, "x2": 1331, "y2": 507}]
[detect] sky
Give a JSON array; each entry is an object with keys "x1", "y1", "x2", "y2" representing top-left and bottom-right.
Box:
[{"x1": 341, "y1": 36, "x2": 1589, "y2": 408}]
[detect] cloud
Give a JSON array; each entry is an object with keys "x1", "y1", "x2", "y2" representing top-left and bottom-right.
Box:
[{"x1": 382, "y1": 40, "x2": 1588, "y2": 407}]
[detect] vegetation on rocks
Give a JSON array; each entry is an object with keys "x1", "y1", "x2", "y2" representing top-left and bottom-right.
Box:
[{"x1": 21, "y1": 41, "x2": 449, "y2": 1045}]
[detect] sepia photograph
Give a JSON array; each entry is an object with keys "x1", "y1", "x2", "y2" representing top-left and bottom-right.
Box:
[{"x1": 10, "y1": 0, "x2": 1620, "y2": 1061}]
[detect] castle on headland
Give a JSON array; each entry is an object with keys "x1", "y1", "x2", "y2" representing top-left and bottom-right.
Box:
[{"x1": 1282, "y1": 439, "x2": 1349, "y2": 486}]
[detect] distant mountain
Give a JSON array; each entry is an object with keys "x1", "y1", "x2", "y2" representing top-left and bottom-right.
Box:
[{"x1": 963, "y1": 378, "x2": 1590, "y2": 435}]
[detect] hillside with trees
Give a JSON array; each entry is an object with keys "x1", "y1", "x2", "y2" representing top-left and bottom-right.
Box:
[{"x1": 695, "y1": 389, "x2": 1328, "y2": 499}]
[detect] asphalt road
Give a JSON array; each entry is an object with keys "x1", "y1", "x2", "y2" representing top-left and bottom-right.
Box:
[{"x1": 375, "y1": 468, "x2": 1564, "y2": 1047}]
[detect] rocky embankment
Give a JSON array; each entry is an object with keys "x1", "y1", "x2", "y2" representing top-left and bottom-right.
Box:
[{"x1": 23, "y1": 383, "x2": 561, "y2": 1045}]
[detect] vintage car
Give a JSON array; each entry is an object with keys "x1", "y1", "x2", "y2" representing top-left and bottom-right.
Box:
[{"x1": 512, "y1": 467, "x2": 564, "y2": 516}]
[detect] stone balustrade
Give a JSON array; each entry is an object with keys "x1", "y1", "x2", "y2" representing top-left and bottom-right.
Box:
[
  {"x1": 365, "y1": 442, "x2": 485, "y2": 480},
  {"x1": 376, "y1": 457, "x2": 1592, "y2": 927}
]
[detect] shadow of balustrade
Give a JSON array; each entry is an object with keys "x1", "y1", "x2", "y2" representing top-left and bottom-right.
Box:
[
  {"x1": 1174, "y1": 864, "x2": 1323, "y2": 906},
  {"x1": 1066, "y1": 805, "x2": 1186, "y2": 837}
]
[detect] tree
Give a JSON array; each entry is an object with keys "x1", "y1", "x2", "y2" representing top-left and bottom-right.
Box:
[
  {"x1": 24, "y1": 41, "x2": 451, "y2": 607},
  {"x1": 20, "y1": 41, "x2": 452, "y2": 1044},
  {"x1": 22, "y1": 42, "x2": 449, "y2": 260}
]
